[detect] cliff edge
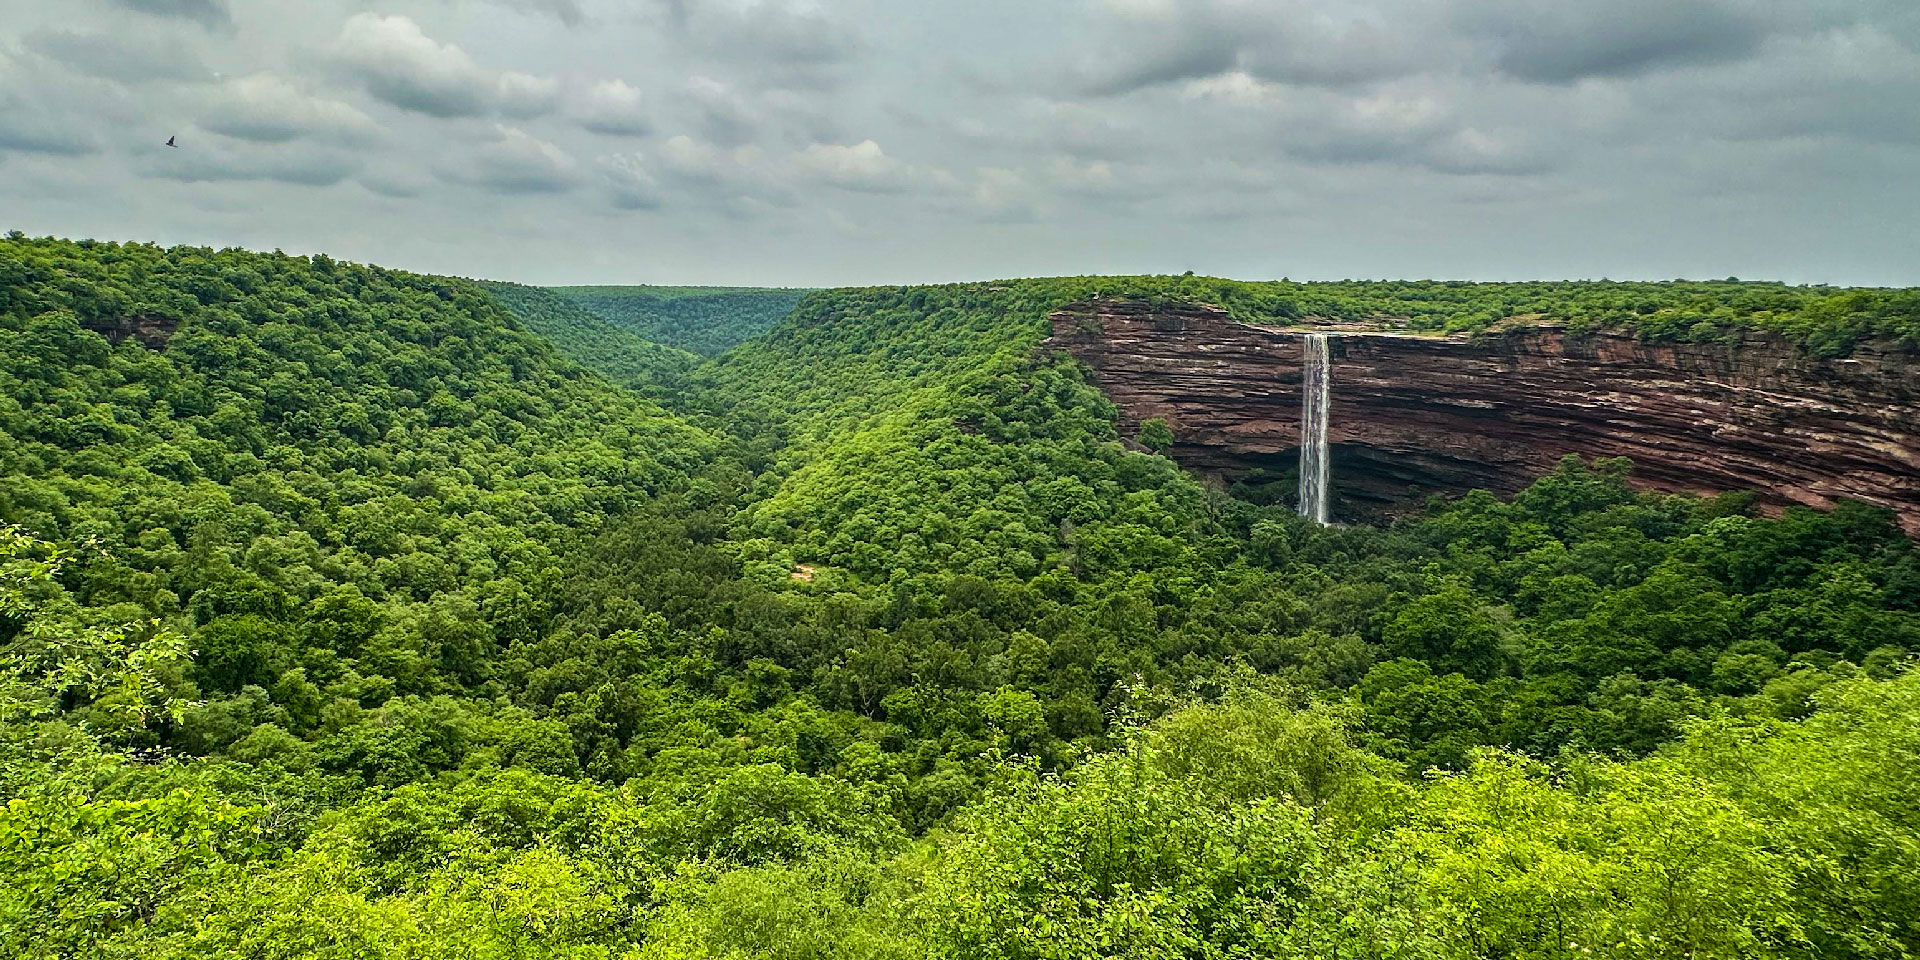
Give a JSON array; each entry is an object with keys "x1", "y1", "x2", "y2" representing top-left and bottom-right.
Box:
[{"x1": 1046, "y1": 299, "x2": 1920, "y2": 532}]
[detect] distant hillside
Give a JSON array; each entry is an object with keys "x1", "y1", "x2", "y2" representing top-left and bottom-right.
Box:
[
  {"x1": 550, "y1": 284, "x2": 812, "y2": 357},
  {"x1": 484, "y1": 281, "x2": 701, "y2": 397}
]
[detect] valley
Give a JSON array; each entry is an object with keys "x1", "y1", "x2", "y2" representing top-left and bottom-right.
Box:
[
  {"x1": 8, "y1": 0, "x2": 1915, "y2": 952},
  {"x1": 2, "y1": 237, "x2": 1918, "y2": 959}
]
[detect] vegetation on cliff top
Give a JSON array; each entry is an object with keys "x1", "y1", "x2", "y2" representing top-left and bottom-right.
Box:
[
  {"x1": 2, "y1": 236, "x2": 1918, "y2": 958},
  {"x1": 1114, "y1": 275, "x2": 1920, "y2": 355},
  {"x1": 482, "y1": 281, "x2": 701, "y2": 398}
]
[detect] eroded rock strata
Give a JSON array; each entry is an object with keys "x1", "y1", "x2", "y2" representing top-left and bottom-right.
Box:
[
  {"x1": 80, "y1": 313, "x2": 180, "y2": 348},
  {"x1": 1045, "y1": 299, "x2": 1920, "y2": 532}
]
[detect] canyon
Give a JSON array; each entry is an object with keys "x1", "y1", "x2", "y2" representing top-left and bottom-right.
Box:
[{"x1": 1046, "y1": 298, "x2": 1920, "y2": 533}]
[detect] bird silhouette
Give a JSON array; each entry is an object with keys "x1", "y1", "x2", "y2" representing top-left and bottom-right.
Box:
[{"x1": 164, "y1": 136, "x2": 177, "y2": 148}]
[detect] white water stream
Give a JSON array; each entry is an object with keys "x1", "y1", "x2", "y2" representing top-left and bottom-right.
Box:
[{"x1": 1297, "y1": 334, "x2": 1331, "y2": 524}]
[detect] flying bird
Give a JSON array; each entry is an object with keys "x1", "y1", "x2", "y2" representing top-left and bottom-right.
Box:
[{"x1": 164, "y1": 136, "x2": 177, "y2": 148}]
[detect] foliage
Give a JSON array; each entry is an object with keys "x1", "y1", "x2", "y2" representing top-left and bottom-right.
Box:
[
  {"x1": 637, "y1": 674, "x2": 1920, "y2": 960},
  {"x1": 1174, "y1": 275, "x2": 1920, "y2": 356},
  {"x1": 484, "y1": 281, "x2": 702, "y2": 397},
  {"x1": 551, "y1": 285, "x2": 812, "y2": 358},
  {"x1": 1, "y1": 236, "x2": 1918, "y2": 957}
]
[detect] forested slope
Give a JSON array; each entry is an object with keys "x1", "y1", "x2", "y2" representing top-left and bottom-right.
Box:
[
  {"x1": 2, "y1": 242, "x2": 1918, "y2": 959},
  {"x1": 551, "y1": 284, "x2": 812, "y2": 357},
  {"x1": 0, "y1": 234, "x2": 722, "y2": 785},
  {"x1": 483, "y1": 281, "x2": 701, "y2": 397}
]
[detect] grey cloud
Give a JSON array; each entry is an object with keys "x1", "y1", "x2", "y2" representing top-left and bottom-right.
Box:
[
  {"x1": 598, "y1": 154, "x2": 663, "y2": 208},
  {"x1": 107, "y1": 0, "x2": 232, "y2": 32},
  {"x1": 658, "y1": 0, "x2": 863, "y2": 88},
  {"x1": 1625, "y1": 24, "x2": 1920, "y2": 146},
  {"x1": 24, "y1": 29, "x2": 210, "y2": 84},
  {"x1": 754, "y1": 88, "x2": 848, "y2": 146},
  {"x1": 1067, "y1": 2, "x2": 1248, "y2": 97},
  {"x1": 721, "y1": 1, "x2": 858, "y2": 65},
  {"x1": 1469, "y1": 0, "x2": 1769, "y2": 83},
  {"x1": 683, "y1": 76, "x2": 761, "y2": 146},
  {"x1": 1238, "y1": 19, "x2": 1430, "y2": 88},
  {"x1": 579, "y1": 79, "x2": 649, "y2": 136},
  {"x1": 1042, "y1": 156, "x2": 1148, "y2": 201},
  {"x1": 1277, "y1": 87, "x2": 1456, "y2": 164},
  {"x1": 655, "y1": 135, "x2": 730, "y2": 183},
  {"x1": 357, "y1": 168, "x2": 431, "y2": 198},
  {"x1": 654, "y1": 135, "x2": 798, "y2": 208},
  {"x1": 626, "y1": 134, "x2": 922, "y2": 208},
  {"x1": 1070, "y1": 0, "x2": 1775, "y2": 96},
  {"x1": 332, "y1": 13, "x2": 492, "y2": 117},
  {"x1": 672, "y1": 79, "x2": 845, "y2": 149},
  {"x1": 965, "y1": 166, "x2": 1042, "y2": 223},
  {"x1": 498, "y1": 73, "x2": 562, "y2": 119},
  {"x1": 145, "y1": 142, "x2": 360, "y2": 186},
  {"x1": 331, "y1": 13, "x2": 556, "y2": 119},
  {"x1": 1076, "y1": 30, "x2": 1236, "y2": 97},
  {"x1": 438, "y1": 126, "x2": 581, "y2": 193},
  {"x1": 1295, "y1": 103, "x2": 1559, "y2": 176},
  {"x1": 1070, "y1": 1, "x2": 1431, "y2": 96},
  {"x1": 0, "y1": 58, "x2": 102, "y2": 157},
  {"x1": 493, "y1": 0, "x2": 586, "y2": 28},
  {"x1": 199, "y1": 74, "x2": 380, "y2": 144},
  {"x1": 1278, "y1": 122, "x2": 1453, "y2": 169},
  {"x1": 1149, "y1": 73, "x2": 1569, "y2": 178},
  {"x1": 1411, "y1": 129, "x2": 1560, "y2": 176},
  {"x1": 360, "y1": 180, "x2": 420, "y2": 199},
  {"x1": 0, "y1": 108, "x2": 99, "y2": 157},
  {"x1": 1, "y1": 0, "x2": 1915, "y2": 287},
  {"x1": 793, "y1": 140, "x2": 910, "y2": 193},
  {"x1": 1740, "y1": 87, "x2": 1920, "y2": 146},
  {"x1": 977, "y1": 97, "x2": 1145, "y2": 163}
]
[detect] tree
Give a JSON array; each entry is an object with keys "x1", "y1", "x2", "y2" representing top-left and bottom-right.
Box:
[{"x1": 1136, "y1": 417, "x2": 1174, "y2": 454}]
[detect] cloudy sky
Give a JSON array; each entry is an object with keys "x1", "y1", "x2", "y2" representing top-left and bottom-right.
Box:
[{"x1": 1, "y1": 0, "x2": 1915, "y2": 286}]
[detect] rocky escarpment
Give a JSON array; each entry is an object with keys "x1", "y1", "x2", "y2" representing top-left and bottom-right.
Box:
[
  {"x1": 80, "y1": 313, "x2": 179, "y2": 348},
  {"x1": 1046, "y1": 299, "x2": 1920, "y2": 533}
]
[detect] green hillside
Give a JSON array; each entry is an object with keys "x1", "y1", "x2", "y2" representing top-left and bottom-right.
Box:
[
  {"x1": 482, "y1": 281, "x2": 701, "y2": 398},
  {"x1": 0, "y1": 233, "x2": 722, "y2": 779},
  {"x1": 550, "y1": 284, "x2": 813, "y2": 357},
  {"x1": 3, "y1": 240, "x2": 1919, "y2": 959}
]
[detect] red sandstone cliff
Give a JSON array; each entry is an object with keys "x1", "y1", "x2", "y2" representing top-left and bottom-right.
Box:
[{"x1": 1045, "y1": 299, "x2": 1920, "y2": 533}]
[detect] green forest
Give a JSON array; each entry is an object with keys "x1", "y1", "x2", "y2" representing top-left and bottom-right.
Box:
[
  {"x1": 3, "y1": 234, "x2": 1920, "y2": 959},
  {"x1": 549, "y1": 285, "x2": 813, "y2": 358},
  {"x1": 1079, "y1": 275, "x2": 1920, "y2": 356},
  {"x1": 481, "y1": 283, "x2": 702, "y2": 399}
]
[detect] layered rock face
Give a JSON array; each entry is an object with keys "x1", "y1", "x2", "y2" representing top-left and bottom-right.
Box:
[
  {"x1": 1045, "y1": 299, "x2": 1920, "y2": 533},
  {"x1": 80, "y1": 313, "x2": 179, "y2": 348}
]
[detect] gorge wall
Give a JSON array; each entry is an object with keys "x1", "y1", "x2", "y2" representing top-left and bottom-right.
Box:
[{"x1": 1045, "y1": 299, "x2": 1920, "y2": 533}]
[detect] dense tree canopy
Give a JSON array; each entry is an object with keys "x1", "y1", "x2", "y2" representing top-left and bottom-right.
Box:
[
  {"x1": 1151, "y1": 275, "x2": 1920, "y2": 355},
  {"x1": 551, "y1": 285, "x2": 812, "y2": 358},
  {"x1": 2, "y1": 235, "x2": 1918, "y2": 958},
  {"x1": 483, "y1": 281, "x2": 701, "y2": 398}
]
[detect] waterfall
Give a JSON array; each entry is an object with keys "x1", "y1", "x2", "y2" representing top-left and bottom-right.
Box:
[{"x1": 1297, "y1": 334, "x2": 1331, "y2": 524}]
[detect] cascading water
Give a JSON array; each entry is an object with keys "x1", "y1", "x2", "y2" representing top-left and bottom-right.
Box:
[{"x1": 1297, "y1": 333, "x2": 1331, "y2": 524}]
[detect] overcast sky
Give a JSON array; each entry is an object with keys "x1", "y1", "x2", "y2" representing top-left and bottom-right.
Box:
[{"x1": 1, "y1": 0, "x2": 1915, "y2": 287}]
